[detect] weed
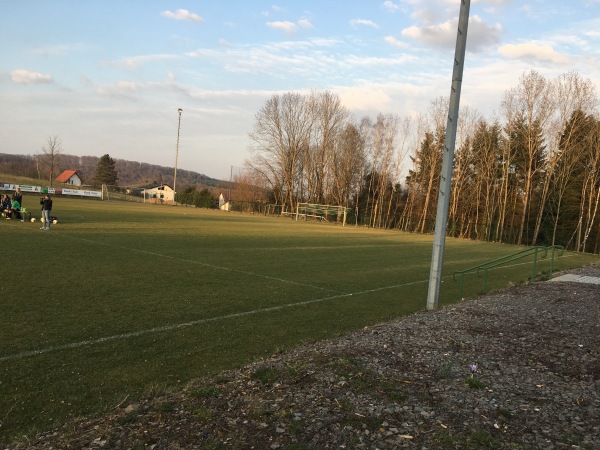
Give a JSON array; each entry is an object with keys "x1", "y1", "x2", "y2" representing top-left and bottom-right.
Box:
[
  {"x1": 386, "y1": 390, "x2": 407, "y2": 402},
  {"x1": 437, "y1": 362, "x2": 453, "y2": 379},
  {"x1": 433, "y1": 429, "x2": 458, "y2": 446},
  {"x1": 497, "y1": 407, "x2": 512, "y2": 419},
  {"x1": 252, "y1": 366, "x2": 281, "y2": 385},
  {"x1": 343, "y1": 412, "x2": 381, "y2": 431},
  {"x1": 131, "y1": 440, "x2": 145, "y2": 450},
  {"x1": 194, "y1": 405, "x2": 213, "y2": 421},
  {"x1": 199, "y1": 443, "x2": 227, "y2": 450},
  {"x1": 191, "y1": 386, "x2": 220, "y2": 399},
  {"x1": 287, "y1": 417, "x2": 306, "y2": 435},
  {"x1": 468, "y1": 430, "x2": 501, "y2": 448},
  {"x1": 337, "y1": 398, "x2": 354, "y2": 411},
  {"x1": 466, "y1": 377, "x2": 485, "y2": 389},
  {"x1": 153, "y1": 401, "x2": 175, "y2": 413},
  {"x1": 116, "y1": 409, "x2": 139, "y2": 425},
  {"x1": 146, "y1": 382, "x2": 168, "y2": 399},
  {"x1": 282, "y1": 444, "x2": 310, "y2": 450}
]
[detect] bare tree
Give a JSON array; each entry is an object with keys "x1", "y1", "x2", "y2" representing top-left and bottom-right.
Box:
[
  {"x1": 39, "y1": 135, "x2": 63, "y2": 187},
  {"x1": 304, "y1": 91, "x2": 348, "y2": 204},
  {"x1": 248, "y1": 93, "x2": 313, "y2": 211},
  {"x1": 330, "y1": 121, "x2": 366, "y2": 208}
]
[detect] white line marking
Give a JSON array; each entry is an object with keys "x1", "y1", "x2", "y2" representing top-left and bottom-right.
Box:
[
  {"x1": 2, "y1": 227, "x2": 577, "y2": 363},
  {"x1": 0, "y1": 278, "x2": 429, "y2": 363},
  {"x1": 60, "y1": 233, "x2": 346, "y2": 294}
]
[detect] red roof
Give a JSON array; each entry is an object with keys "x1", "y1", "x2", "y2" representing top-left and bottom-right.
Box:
[{"x1": 55, "y1": 170, "x2": 80, "y2": 183}]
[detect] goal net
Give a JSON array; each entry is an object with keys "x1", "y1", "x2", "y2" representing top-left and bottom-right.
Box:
[{"x1": 295, "y1": 202, "x2": 350, "y2": 226}]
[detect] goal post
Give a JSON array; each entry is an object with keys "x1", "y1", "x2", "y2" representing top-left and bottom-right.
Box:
[{"x1": 295, "y1": 202, "x2": 349, "y2": 226}]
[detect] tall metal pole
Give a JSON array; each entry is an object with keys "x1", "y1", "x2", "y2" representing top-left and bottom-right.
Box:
[
  {"x1": 426, "y1": 0, "x2": 471, "y2": 310},
  {"x1": 173, "y1": 108, "x2": 183, "y2": 204}
]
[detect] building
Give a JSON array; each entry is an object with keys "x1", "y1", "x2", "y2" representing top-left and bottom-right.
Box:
[
  {"x1": 219, "y1": 192, "x2": 231, "y2": 211},
  {"x1": 142, "y1": 184, "x2": 175, "y2": 204},
  {"x1": 55, "y1": 170, "x2": 83, "y2": 186}
]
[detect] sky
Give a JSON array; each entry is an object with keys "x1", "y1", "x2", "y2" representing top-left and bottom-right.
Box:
[{"x1": 1, "y1": 1, "x2": 600, "y2": 181}]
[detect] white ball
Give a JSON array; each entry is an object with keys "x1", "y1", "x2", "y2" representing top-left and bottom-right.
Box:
[
  {"x1": 40, "y1": 217, "x2": 45, "y2": 223},
  {"x1": 31, "y1": 217, "x2": 36, "y2": 222},
  {"x1": 52, "y1": 219, "x2": 58, "y2": 224}
]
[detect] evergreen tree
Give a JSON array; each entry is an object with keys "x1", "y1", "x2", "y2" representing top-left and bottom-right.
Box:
[{"x1": 93, "y1": 154, "x2": 118, "y2": 186}]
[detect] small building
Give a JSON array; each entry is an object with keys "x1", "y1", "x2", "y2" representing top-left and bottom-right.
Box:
[
  {"x1": 219, "y1": 192, "x2": 231, "y2": 211},
  {"x1": 142, "y1": 184, "x2": 175, "y2": 204},
  {"x1": 55, "y1": 170, "x2": 83, "y2": 186}
]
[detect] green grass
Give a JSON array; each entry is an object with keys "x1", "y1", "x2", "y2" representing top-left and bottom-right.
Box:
[{"x1": 1, "y1": 195, "x2": 598, "y2": 443}]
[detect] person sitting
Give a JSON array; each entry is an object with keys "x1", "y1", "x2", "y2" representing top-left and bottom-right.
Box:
[
  {"x1": 1, "y1": 195, "x2": 12, "y2": 218},
  {"x1": 8, "y1": 198, "x2": 21, "y2": 219}
]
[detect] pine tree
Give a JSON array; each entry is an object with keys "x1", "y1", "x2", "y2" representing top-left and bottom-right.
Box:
[{"x1": 93, "y1": 154, "x2": 118, "y2": 186}]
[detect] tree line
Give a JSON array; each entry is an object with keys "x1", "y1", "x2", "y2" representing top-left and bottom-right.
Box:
[
  {"x1": 0, "y1": 151, "x2": 222, "y2": 190},
  {"x1": 245, "y1": 71, "x2": 600, "y2": 253}
]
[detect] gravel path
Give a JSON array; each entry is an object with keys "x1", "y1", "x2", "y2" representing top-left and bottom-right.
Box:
[{"x1": 7, "y1": 265, "x2": 600, "y2": 449}]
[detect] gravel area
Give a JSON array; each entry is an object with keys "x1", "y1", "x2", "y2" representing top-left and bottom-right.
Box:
[{"x1": 6, "y1": 265, "x2": 600, "y2": 449}]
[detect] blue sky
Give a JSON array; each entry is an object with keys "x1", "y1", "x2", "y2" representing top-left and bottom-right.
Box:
[{"x1": 1, "y1": 0, "x2": 600, "y2": 180}]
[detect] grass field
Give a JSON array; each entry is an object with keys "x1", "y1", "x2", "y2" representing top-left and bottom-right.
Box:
[{"x1": 1, "y1": 195, "x2": 598, "y2": 443}]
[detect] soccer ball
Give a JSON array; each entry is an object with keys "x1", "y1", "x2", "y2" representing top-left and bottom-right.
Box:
[
  {"x1": 40, "y1": 217, "x2": 45, "y2": 223},
  {"x1": 52, "y1": 219, "x2": 58, "y2": 224},
  {"x1": 31, "y1": 217, "x2": 36, "y2": 223}
]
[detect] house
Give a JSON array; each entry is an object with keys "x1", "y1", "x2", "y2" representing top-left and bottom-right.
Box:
[
  {"x1": 142, "y1": 184, "x2": 175, "y2": 204},
  {"x1": 55, "y1": 170, "x2": 82, "y2": 186},
  {"x1": 219, "y1": 192, "x2": 231, "y2": 211}
]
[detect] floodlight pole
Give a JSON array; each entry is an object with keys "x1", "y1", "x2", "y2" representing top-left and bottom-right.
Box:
[
  {"x1": 426, "y1": 0, "x2": 471, "y2": 310},
  {"x1": 173, "y1": 107, "x2": 183, "y2": 204}
]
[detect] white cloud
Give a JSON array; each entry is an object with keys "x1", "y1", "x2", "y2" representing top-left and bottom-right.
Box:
[
  {"x1": 32, "y1": 44, "x2": 85, "y2": 57},
  {"x1": 267, "y1": 19, "x2": 313, "y2": 35},
  {"x1": 473, "y1": 0, "x2": 512, "y2": 4},
  {"x1": 160, "y1": 9, "x2": 203, "y2": 23},
  {"x1": 350, "y1": 19, "x2": 379, "y2": 29},
  {"x1": 336, "y1": 84, "x2": 392, "y2": 111},
  {"x1": 382, "y1": 1, "x2": 401, "y2": 12},
  {"x1": 298, "y1": 19, "x2": 313, "y2": 29},
  {"x1": 402, "y1": 15, "x2": 501, "y2": 51},
  {"x1": 102, "y1": 54, "x2": 179, "y2": 70},
  {"x1": 384, "y1": 36, "x2": 408, "y2": 48},
  {"x1": 498, "y1": 43, "x2": 572, "y2": 64},
  {"x1": 10, "y1": 69, "x2": 53, "y2": 84},
  {"x1": 402, "y1": 20, "x2": 456, "y2": 49},
  {"x1": 267, "y1": 21, "x2": 298, "y2": 35},
  {"x1": 115, "y1": 80, "x2": 139, "y2": 91}
]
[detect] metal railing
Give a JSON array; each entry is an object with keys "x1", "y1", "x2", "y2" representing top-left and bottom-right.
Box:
[{"x1": 453, "y1": 245, "x2": 564, "y2": 300}]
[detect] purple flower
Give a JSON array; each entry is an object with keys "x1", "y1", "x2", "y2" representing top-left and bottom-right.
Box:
[{"x1": 469, "y1": 364, "x2": 478, "y2": 375}]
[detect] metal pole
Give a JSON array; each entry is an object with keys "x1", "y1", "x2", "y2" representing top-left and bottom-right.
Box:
[
  {"x1": 426, "y1": 0, "x2": 471, "y2": 310},
  {"x1": 173, "y1": 108, "x2": 183, "y2": 204}
]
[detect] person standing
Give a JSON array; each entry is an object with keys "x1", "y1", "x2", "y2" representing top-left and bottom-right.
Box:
[
  {"x1": 13, "y1": 188, "x2": 23, "y2": 209},
  {"x1": 40, "y1": 194, "x2": 53, "y2": 230}
]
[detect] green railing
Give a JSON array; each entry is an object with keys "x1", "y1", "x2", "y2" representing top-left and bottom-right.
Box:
[{"x1": 453, "y1": 245, "x2": 564, "y2": 300}]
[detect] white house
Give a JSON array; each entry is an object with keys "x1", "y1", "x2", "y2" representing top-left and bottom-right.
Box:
[
  {"x1": 143, "y1": 184, "x2": 175, "y2": 204},
  {"x1": 219, "y1": 192, "x2": 231, "y2": 211},
  {"x1": 55, "y1": 170, "x2": 82, "y2": 186}
]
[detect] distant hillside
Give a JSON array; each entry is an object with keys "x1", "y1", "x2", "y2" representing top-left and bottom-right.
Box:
[{"x1": 0, "y1": 153, "x2": 230, "y2": 190}]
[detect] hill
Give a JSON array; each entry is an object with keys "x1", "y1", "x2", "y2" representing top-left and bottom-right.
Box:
[{"x1": 0, "y1": 153, "x2": 229, "y2": 190}]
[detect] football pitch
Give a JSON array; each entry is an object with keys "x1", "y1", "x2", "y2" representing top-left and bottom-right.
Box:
[{"x1": 1, "y1": 197, "x2": 598, "y2": 442}]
